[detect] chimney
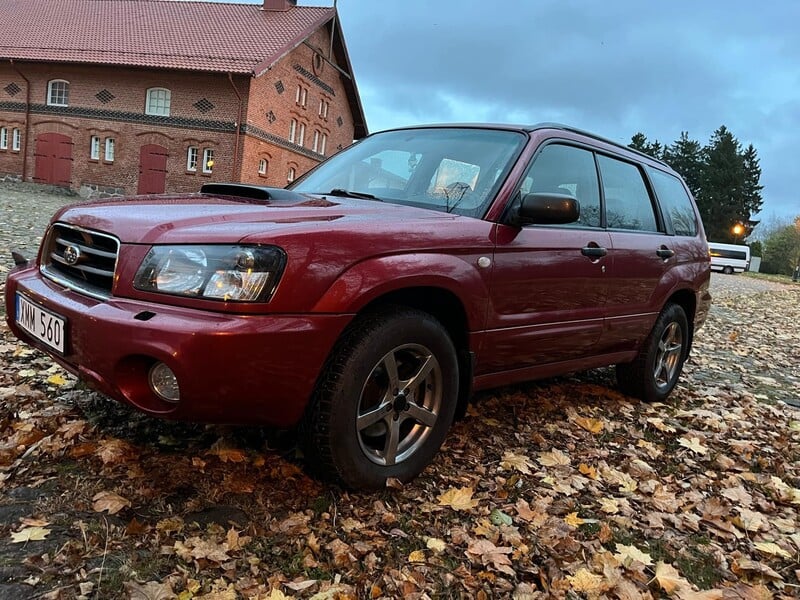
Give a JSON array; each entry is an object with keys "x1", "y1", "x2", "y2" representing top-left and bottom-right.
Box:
[{"x1": 262, "y1": 0, "x2": 296, "y2": 10}]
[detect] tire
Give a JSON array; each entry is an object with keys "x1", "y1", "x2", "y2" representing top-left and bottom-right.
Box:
[
  {"x1": 616, "y1": 303, "x2": 688, "y2": 403},
  {"x1": 723, "y1": 266, "x2": 734, "y2": 274},
  {"x1": 303, "y1": 306, "x2": 459, "y2": 489}
]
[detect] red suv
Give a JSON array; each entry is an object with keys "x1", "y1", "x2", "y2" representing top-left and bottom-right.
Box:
[{"x1": 5, "y1": 124, "x2": 711, "y2": 488}]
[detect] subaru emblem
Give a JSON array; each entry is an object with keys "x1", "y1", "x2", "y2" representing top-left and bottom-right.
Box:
[{"x1": 63, "y1": 245, "x2": 81, "y2": 265}]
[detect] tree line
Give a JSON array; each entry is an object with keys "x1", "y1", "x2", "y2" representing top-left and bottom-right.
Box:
[{"x1": 628, "y1": 126, "x2": 763, "y2": 244}]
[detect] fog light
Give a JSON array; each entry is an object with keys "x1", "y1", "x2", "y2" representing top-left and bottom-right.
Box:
[{"x1": 149, "y1": 362, "x2": 180, "y2": 403}]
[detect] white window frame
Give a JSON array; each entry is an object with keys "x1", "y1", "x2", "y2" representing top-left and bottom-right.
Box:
[
  {"x1": 287, "y1": 167, "x2": 296, "y2": 183},
  {"x1": 11, "y1": 128, "x2": 20, "y2": 151},
  {"x1": 47, "y1": 79, "x2": 69, "y2": 106},
  {"x1": 0, "y1": 127, "x2": 7, "y2": 150},
  {"x1": 145, "y1": 87, "x2": 171, "y2": 116},
  {"x1": 90, "y1": 135, "x2": 100, "y2": 160},
  {"x1": 202, "y1": 148, "x2": 214, "y2": 173},
  {"x1": 258, "y1": 158, "x2": 268, "y2": 175},
  {"x1": 104, "y1": 138, "x2": 115, "y2": 162},
  {"x1": 320, "y1": 133, "x2": 327, "y2": 156},
  {"x1": 289, "y1": 118, "x2": 297, "y2": 143},
  {"x1": 186, "y1": 146, "x2": 198, "y2": 172},
  {"x1": 296, "y1": 85, "x2": 307, "y2": 107},
  {"x1": 298, "y1": 122, "x2": 306, "y2": 147},
  {"x1": 319, "y1": 99, "x2": 329, "y2": 119},
  {"x1": 312, "y1": 130, "x2": 320, "y2": 153}
]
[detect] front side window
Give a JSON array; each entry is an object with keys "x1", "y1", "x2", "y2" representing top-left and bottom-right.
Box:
[
  {"x1": 47, "y1": 80, "x2": 69, "y2": 106},
  {"x1": 598, "y1": 155, "x2": 658, "y2": 232},
  {"x1": 187, "y1": 146, "x2": 198, "y2": 171},
  {"x1": 202, "y1": 148, "x2": 214, "y2": 173},
  {"x1": 0, "y1": 127, "x2": 7, "y2": 150},
  {"x1": 90, "y1": 136, "x2": 100, "y2": 160},
  {"x1": 146, "y1": 88, "x2": 171, "y2": 116},
  {"x1": 521, "y1": 144, "x2": 601, "y2": 228},
  {"x1": 11, "y1": 128, "x2": 20, "y2": 151},
  {"x1": 104, "y1": 138, "x2": 115, "y2": 162},
  {"x1": 646, "y1": 167, "x2": 698, "y2": 236}
]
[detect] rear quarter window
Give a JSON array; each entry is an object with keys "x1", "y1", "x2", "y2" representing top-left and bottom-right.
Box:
[{"x1": 646, "y1": 167, "x2": 698, "y2": 236}]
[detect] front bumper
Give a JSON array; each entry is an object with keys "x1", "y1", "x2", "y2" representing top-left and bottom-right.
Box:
[{"x1": 5, "y1": 265, "x2": 352, "y2": 427}]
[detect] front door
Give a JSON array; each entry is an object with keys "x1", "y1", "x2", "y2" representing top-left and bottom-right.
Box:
[
  {"x1": 138, "y1": 144, "x2": 169, "y2": 194},
  {"x1": 34, "y1": 133, "x2": 73, "y2": 186}
]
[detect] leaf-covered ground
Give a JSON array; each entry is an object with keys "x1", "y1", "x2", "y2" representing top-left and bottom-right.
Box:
[{"x1": 1, "y1": 274, "x2": 798, "y2": 600}]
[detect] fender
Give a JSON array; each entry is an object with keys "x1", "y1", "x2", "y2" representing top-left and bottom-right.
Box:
[{"x1": 311, "y1": 252, "x2": 491, "y2": 330}]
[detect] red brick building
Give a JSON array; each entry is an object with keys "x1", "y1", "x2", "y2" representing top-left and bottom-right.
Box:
[{"x1": 0, "y1": 0, "x2": 367, "y2": 197}]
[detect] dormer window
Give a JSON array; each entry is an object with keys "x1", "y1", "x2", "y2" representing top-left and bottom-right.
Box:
[
  {"x1": 47, "y1": 80, "x2": 69, "y2": 106},
  {"x1": 146, "y1": 88, "x2": 171, "y2": 116}
]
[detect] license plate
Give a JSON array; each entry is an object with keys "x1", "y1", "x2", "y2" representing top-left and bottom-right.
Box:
[{"x1": 15, "y1": 294, "x2": 67, "y2": 354}]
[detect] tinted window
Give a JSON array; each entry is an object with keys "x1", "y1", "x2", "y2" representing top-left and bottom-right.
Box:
[
  {"x1": 646, "y1": 167, "x2": 698, "y2": 236},
  {"x1": 710, "y1": 248, "x2": 747, "y2": 260},
  {"x1": 522, "y1": 144, "x2": 601, "y2": 227},
  {"x1": 598, "y1": 155, "x2": 658, "y2": 232}
]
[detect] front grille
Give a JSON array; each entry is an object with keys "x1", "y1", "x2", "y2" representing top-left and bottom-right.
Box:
[{"x1": 41, "y1": 223, "x2": 120, "y2": 299}]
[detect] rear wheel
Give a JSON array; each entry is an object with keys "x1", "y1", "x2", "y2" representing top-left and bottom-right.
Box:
[
  {"x1": 616, "y1": 303, "x2": 688, "y2": 403},
  {"x1": 722, "y1": 265, "x2": 734, "y2": 274},
  {"x1": 303, "y1": 306, "x2": 458, "y2": 488}
]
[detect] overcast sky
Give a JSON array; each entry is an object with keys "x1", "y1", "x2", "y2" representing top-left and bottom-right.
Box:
[{"x1": 241, "y1": 0, "x2": 800, "y2": 222}]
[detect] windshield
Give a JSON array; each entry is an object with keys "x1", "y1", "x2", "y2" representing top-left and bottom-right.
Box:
[{"x1": 290, "y1": 127, "x2": 527, "y2": 218}]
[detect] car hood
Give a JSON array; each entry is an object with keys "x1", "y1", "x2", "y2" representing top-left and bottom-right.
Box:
[{"x1": 53, "y1": 192, "x2": 460, "y2": 245}]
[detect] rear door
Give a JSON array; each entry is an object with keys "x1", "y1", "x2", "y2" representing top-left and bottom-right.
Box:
[{"x1": 481, "y1": 143, "x2": 611, "y2": 373}]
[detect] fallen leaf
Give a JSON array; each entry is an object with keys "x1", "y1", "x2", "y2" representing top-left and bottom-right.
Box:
[
  {"x1": 538, "y1": 448, "x2": 571, "y2": 467},
  {"x1": 92, "y1": 491, "x2": 131, "y2": 515},
  {"x1": 652, "y1": 561, "x2": 690, "y2": 594},
  {"x1": 408, "y1": 549, "x2": 425, "y2": 562},
  {"x1": 10, "y1": 526, "x2": 51, "y2": 543},
  {"x1": 501, "y1": 450, "x2": 533, "y2": 474},
  {"x1": 614, "y1": 543, "x2": 653, "y2": 567},
  {"x1": 564, "y1": 512, "x2": 585, "y2": 527},
  {"x1": 426, "y1": 537, "x2": 446, "y2": 553},
  {"x1": 567, "y1": 568, "x2": 606, "y2": 594},
  {"x1": 573, "y1": 415, "x2": 605, "y2": 434},
  {"x1": 753, "y1": 541, "x2": 792, "y2": 559},
  {"x1": 438, "y1": 487, "x2": 480, "y2": 511},
  {"x1": 124, "y1": 580, "x2": 176, "y2": 600},
  {"x1": 678, "y1": 436, "x2": 708, "y2": 455}
]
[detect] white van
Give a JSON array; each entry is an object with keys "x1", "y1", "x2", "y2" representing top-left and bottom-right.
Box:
[{"x1": 708, "y1": 242, "x2": 750, "y2": 274}]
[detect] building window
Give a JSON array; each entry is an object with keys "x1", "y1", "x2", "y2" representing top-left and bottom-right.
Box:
[
  {"x1": 320, "y1": 133, "x2": 327, "y2": 156},
  {"x1": 318, "y1": 99, "x2": 329, "y2": 119},
  {"x1": 312, "y1": 130, "x2": 320, "y2": 153},
  {"x1": 289, "y1": 119, "x2": 297, "y2": 143},
  {"x1": 202, "y1": 148, "x2": 214, "y2": 173},
  {"x1": 0, "y1": 127, "x2": 7, "y2": 150},
  {"x1": 90, "y1": 136, "x2": 100, "y2": 160},
  {"x1": 146, "y1": 87, "x2": 171, "y2": 116},
  {"x1": 258, "y1": 158, "x2": 268, "y2": 175},
  {"x1": 11, "y1": 128, "x2": 20, "y2": 152},
  {"x1": 104, "y1": 138, "x2": 115, "y2": 162},
  {"x1": 295, "y1": 85, "x2": 307, "y2": 108},
  {"x1": 287, "y1": 167, "x2": 296, "y2": 183},
  {"x1": 187, "y1": 146, "x2": 198, "y2": 172},
  {"x1": 47, "y1": 79, "x2": 69, "y2": 106},
  {"x1": 298, "y1": 122, "x2": 306, "y2": 147}
]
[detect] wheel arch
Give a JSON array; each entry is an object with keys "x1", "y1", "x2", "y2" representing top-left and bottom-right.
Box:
[{"x1": 665, "y1": 288, "x2": 697, "y2": 355}]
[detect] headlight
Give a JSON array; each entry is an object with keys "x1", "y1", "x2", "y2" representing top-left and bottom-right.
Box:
[{"x1": 134, "y1": 245, "x2": 286, "y2": 302}]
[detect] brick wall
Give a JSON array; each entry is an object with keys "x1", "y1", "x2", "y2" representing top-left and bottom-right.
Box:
[{"x1": 0, "y1": 25, "x2": 359, "y2": 197}]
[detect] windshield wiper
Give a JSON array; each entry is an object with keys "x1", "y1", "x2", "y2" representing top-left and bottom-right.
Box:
[{"x1": 325, "y1": 188, "x2": 381, "y2": 201}]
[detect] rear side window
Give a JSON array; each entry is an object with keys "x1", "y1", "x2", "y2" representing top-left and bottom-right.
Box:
[
  {"x1": 598, "y1": 155, "x2": 658, "y2": 232},
  {"x1": 646, "y1": 167, "x2": 698, "y2": 236},
  {"x1": 522, "y1": 144, "x2": 601, "y2": 227}
]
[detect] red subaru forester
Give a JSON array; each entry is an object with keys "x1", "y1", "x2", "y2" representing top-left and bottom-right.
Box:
[{"x1": 6, "y1": 124, "x2": 711, "y2": 488}]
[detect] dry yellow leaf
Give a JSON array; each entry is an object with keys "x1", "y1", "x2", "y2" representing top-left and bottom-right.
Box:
[
  {"x1": 614, "y1": 543, "x2": 653, "y2": 567},
  {"x1": 567, "y1": 568, "x2": 606, "y2": 593},
  {"x1": 438, "y1": 486, "x2": 480, "y2": 511},
  {"x1": 754, "y1": 541, "x2": 792, "y2": 559},
  {"x1": 10, "y1": 526, "x2": 51, "y2": 543},
  {"x1": 599, "y1": 497, "x2": 620, "y2": 514},
  {"x1": 267, "y1": 588, "x2": 291, "y2": 600},
  {"x1": 537, "y1": 448, "x2": 570, "y2": 467},
  {"x1": 574, "y1": 415, "x2": 605, "y2": 434},
  {"x1": 46, "y1": 374, "x2": 68, "y2": 386},
  {"x1": 408, "y1": 549, "x2": 426, "y2": 562},
  {"x1": 564, "y1": 512, "x2": 585, "y2": 527},
  {"x1": 678, "y1": 436, "x2": 708, "y2": 455},
  {"x1": 92, "y1": 491, "x2": 131, "y2": 515},
  {"x1": 426, "y1": 537, "x2": 446, "y2": 553},
  {"x1": 652, "y1": 561, "x2": 689, "y2": 594},
  {"x1": 578, "y1": 463, "x2": 598, "y2": 479},
  {"x1": 500, "y1": 450, "x2": 533, "y2": 474},
  {"x1": 646, "y1": 417, "x2": 676, "y2": 433}
]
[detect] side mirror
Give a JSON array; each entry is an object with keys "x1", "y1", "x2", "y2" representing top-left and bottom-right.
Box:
[{"x1": 516, "y1": 192, "x2": 580, "y2": 225}]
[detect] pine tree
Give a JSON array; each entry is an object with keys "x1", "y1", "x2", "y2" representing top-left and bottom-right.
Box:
[
  {"x1": 662, "y1": 132, "x2": 703, "y2": 199},
  {"x1": 699, "y1": 126, "x2": 746, "y2": 242},
  {"x1": 628, "y1": 133, "x2": 663, "y2": 160},
  {"x1": 741, "y1": 143, "x2": 764, "y2": 218}
]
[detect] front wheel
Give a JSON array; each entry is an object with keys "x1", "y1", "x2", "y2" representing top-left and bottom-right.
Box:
[
  {"x1": 616, "y1": 303, "x2": 689, "y2": 403},
  {"x1": 303, "y1": 306, "x2": 459, "y2": 488}
]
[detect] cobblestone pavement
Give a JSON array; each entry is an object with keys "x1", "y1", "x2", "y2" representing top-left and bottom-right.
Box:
[{"x1": 0, "y1": 182, "x2": 82, "y2": 269}]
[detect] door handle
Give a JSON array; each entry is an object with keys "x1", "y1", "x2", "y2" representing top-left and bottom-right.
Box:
[
  {"x1": 656, "y1": 247, "x2": 675, "y2": 259},
  {"x1": 581, "y1": 246, "x2": 608, "y2": 258}
]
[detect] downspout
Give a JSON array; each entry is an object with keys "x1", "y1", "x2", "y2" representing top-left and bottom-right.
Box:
[
  {"x1": 9, "y1": 59, "x2": 31, "y2": 182},
  {"x1": 227, "y1": 73, "x2": 244, "y2": 181}
]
